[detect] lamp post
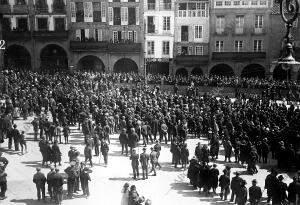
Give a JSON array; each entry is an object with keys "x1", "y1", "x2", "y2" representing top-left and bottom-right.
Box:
[{"x1": 274, "y1": 0, "x2": 300, "y2": 81}]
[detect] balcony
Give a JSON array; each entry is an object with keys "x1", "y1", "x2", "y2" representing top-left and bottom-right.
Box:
[
  {"x1": 213, "y1": 28, "x2": 229, "y2": 36},
  {"x1": 251, "y1": 27, "x2": 266, "y2": 35},
  {"x1": 0, "y1": 4, "x2": 11, "y2": 13},
  {"x1": 13, "y1": 4, "x2": 28, "y2": 13},
  {"x1": 33, "y1": 30, "x2": 68, "y2": 40},
  {"x1": 174, "y1": 55, "x2": 209, "y2": 66},
  {"x1": 52, "y1": 4, "x2": 66, "y2": 14},
  {"x1": 3, "y1": 30, "x2": 31, "y2": 41},
  {"x1": 34, "y1": 5, "x2": 49, "y2": 14},
  {"x1": 212, "y1": 52, "x2": 266, "y2": 61},
  {"x1": 70, "y1": 41, "x2": 108, "y2": 51},
  {"x1": 108, "y1": 43, "x2": 142, "y2": 53}
]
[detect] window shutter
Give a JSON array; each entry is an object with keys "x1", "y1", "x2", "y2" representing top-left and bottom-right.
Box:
[
  {"x1": 121, "y1": 7, "x2": 125, "y2": 25},
  {"x1": 134, "y1": 31, "x2": 137, "y2": 43},
  {"x1": 70, "y1": 2, "x2": 76, "y2": 22},
  {"x1": 75, "y1": 29, "x2": 81, "y2": 40},
  {"x1": 97, "y1": 29, "x2": 103, "y2": 41},
  {"x1": 85, "y1": 29, "x2": 89, "y2": 39},
  {"x1": 101, "y1": 2, "x2": 106, "y2": 22},
  {"x1": 108, "y1": 7, "x2": 113, "y2": 25},
  {"x1": 124, "y1": 7, "x2": 128, "y2": 25},
  {"x1": 135, "y1": 7, "x2": 139, "y2": 25}
]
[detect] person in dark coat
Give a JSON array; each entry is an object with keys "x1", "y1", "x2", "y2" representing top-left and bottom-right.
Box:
[
  {"x1": 201, "y1": 144, "x2": 209, "y2": 164},
  {"x1": 47, "y1": 166, "x2": 56, "y2": 201},
  {"x1": 84, "y1": 144, "x2": 93, "y2": 167},
  {"x1": 210, "y1": 164, "x2": 219, "y2": 194},
  {"x1": 128, "y1": 185, "x2": 139, "y2": 205},
  {"x1": 277, "y1": 141, "x2": 286, "y2": 169},
  {"x1": 154, "y1": 140, "x2": 162, "y2": 169},
  {"x1": 51, "y1": 141, "x2": 62, "y2": 167},
  {"x1": 64, "y1": 161, "x2": 79, "y2": 199},
  {"x1": 93, "y1": 134, "x2": 100, "y2": 156},
  {"x1": 173, "y1": 143, "x2": 181, "y2": 168},
  {"x1": 223, "y1": 138, "x2": 232, "y2": 162},
  {"x1": 149, "y1": 147, "x2": 158, "y2": 176},
  {"x1": 264, "y1": 169, "x2": 279, "y2": 204},
  {"x1": 181, "y1": 143, "x2": 189, "y2": 169},
  {"x1": 0, "y1": 161, "x2": 8, "y2": 200},
  {"x1": 43, "y1": 141, "x2": 52, "y2": 165},
  {"x1": 236, "y1": 180, "x2": 247, "y2": 205},
  {"x1": 101, "y1": 139, "x2": 109, "y2": 166},
  {"x1": 187, "y1": 157, "x2": 199, "y2": 188},
  {"x1": 287, "y1": 177, "x2": 298, "y2": 205},
  {"x1": 62, "y1": 124, "x2": 70, "y2": 144},
  {"x1": 128, "y1": 128, "x2": 139, "y2": 156},
  {"x1": 33, "y1": 167, "x2": 47, "y2": 202},
  {"x1": 170, "y1": 139, "x2": 176, "y2": 164},
  {"x1": 249, "y1": 179, "x2": 262, "y2": 205},
  {"x1": 194, "y1": 142, "x2": 202, "y2": 162},
  {"x1": 119, "y1": 128, "x2": 129, "y2": 155},
  {"x1": 130, "y1": 149, "x2": 139, "y2": 179},
  {"x1": 261, "y1": 138, "x2": 269, "y2": 164},
  {"x1": 286, "y1": 144, "x2": 295, "y2": 170},
  {"x1": 79, "y1": 162, "x2": 92, "y2": 198},
  {"x1": 139, "y1": 147, "x2": 149, "y2": 180},
  {"x1": 230, "y1": 172, "x2": 243, "y2": 203},
  {"x1": 52, "y1": 167, "x2": 64, "y2": 205},
  {"x1": 219, "y1": 169, "x2": 230, "y2": 201},
  {"x1": 272, "y1": 175, "x2": 287, "y2": 205},
  {"x1": 11, "y1": 124, "x2": 20, "y2": 151}
]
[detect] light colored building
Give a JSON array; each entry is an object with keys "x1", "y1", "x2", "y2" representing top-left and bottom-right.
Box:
[
  {"x1": 144, "y1": 0, "x2": 175, "y2": 74},
  {"x1": 172, "y1": 0, "x2": 209, "y2": 76},
  {"x1": 209, "y1": 0, "x2": 273, "y2": 78}
]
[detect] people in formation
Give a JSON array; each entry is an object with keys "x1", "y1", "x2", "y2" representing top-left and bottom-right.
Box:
[{"x1": 1, "y1": 69, "x2": 300, "y2": 203}]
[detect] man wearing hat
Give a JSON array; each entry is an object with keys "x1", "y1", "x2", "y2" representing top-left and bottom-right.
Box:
[
  {"x1": 230, "y1": 171, "x2": 243, "y2": 203},
  {"x1": 272, "y1": 175, "x2": 288, "y2": 205},
  {"x1": 33, "y1": 167, "x2": 47, "y2": 202},
  {"x1": 119, "y1": 128, "x2": 129, "y2": 156},
  {"x1": 219, "y1": 169, "x2": 230, "y2": 201},
  {"x1": 31, "y1": 117, "x2": 40, "y2": 141},
  {"x1": 249, "y1": 179, "x2": 262, "y2": 205},
  {"x1": 236, "y1": 180, "x2": 247, "y2": 205},
  {"x1": 52, "y1": 168, "x2": 64, "y2": 205},
  {"x1": 64, "y1": 161, "x2": 79, "y2": 199},
  {"x1": 11, "y1": 124, "x2": 20, "y2": 151},
  {"x1": 79, "y1": 162, "x2": 91, "y2": 198},
  {"x1": 47, "y1": 166, "x2": 56, "y2": 201},
  {"x1": 68, "y1": 146, "x2": 76, "y2": 162},
  {"x1": 149, "y1": 147, "x2": 158, "y2": 176},
  {"x1": 139, "y1": 147, "x2": 149, "y2": 180},
  {"x1": 264, "y1": 168, "x2": 279, "y2": 204},
  {"x1": 130, "y1": 149, "x2": 139, "y2": 179}
]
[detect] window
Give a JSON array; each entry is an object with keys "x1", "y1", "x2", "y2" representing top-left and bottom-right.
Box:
[
  {"x1": 234, "y1": 40, "x2": 243, "y2": 52},
  {"x1": 260, "y1": 0, "x2": 267, "y2": 5},
  {"x1": 83, "y1": 2, "x2": 93, "y2": 22},
  {"x1": 148, "y1": 0, "x2": 155, "y2": 10},
  {"x1": 194, "y1": 25, "x2": 203, "y2": 39},
  {"x1": 255, "y1": 15, "x2": 263, "y2": 28},
  {"x1": 113, "y1": 31, "x2": 122, "y2": 43},
  {"x1": 242, "y1": 0, "x2": 248, "y2": 5},
  {"x1": 2, "y1": 18, "x2": 10, "y2": 31},
  {"x1": 37, "y1": 18, "x2": 48, "y2": 31},
  {"x1": 234, "y1": 1, "x2": 240, "y2": 5},
  {"x1": 215, "y1": 41, "x2": 224, "y2": 52},
  {"x1": 216, "y1": 16, "x2": 225, "y2": 33},
  {"x1": 108, "y1": 7, "x2": 113, "y2": 25},
  {"x1": 128, "y1": 31, "x2": 137, "y2": 43},
  {"x1": 251, "y1": 0, "x2": 258, "y2": 5},
  {"x1": 70, "y1": 2, "x2": 76, "y2": 22},
  {"x1": 54, "y1": 18, "x2": 65, "y2": 31},
  {"x1": 181, "y1": 46, "x2": 188, "y2": 55},
  {"x1": 147, "y1": 41, "x2": 154, "y2": 55},
  {"x1": 75, "y1": 2, "x2": 84, "y2": 22},
  {"x1": 188, "y1": 46, "x2": 193, "y2": 55},
  {"x1": 235, "y1": 15, "x2": 244, "y2": 28},
  {"x1": 225, "y1": 1, "x2": 231, "y2": 6},
  {"x1": 95, "y1": 29, "x2": 103, "y2": 41},
  {"x1": 128, "y1": 7, "x2": 136, "y2": 25},
  {"x1": 93, "y1": 2, "x2": 101, "y2": 22},
  {"x1": 0, "y1": 0, "x2": 8, "y2": 5},
  {"x1": 162, "y1": 41, "x2": 170, "y2": 55},
  {"x1": 147, "y1": 16, "x2": 155, "y2": 33},
  {"x1": 121, "y1": 7, "x2": 128, "y2": 25},
  {"x1": 163, "y1": 0, "x2": 171, "y2": 10},
  {"x1": 16, "y1": 0, "x2": 25, "y2": 5},
  {"x1": 113, "y1": 7, "x2": 121, "y2": 25},
  {"x1": 215, "y1": 1, "x2": 222, "y2": 6},
  {"x1": 181, "y1": 26, "x2": 189, "y2": 41},
  {"x1": 163, "y1": 16, "x2": 170, "y2": 31},
  {"x1": 195, "y1": 46, "x2": 203, "y2": 55},
  {"x1": 17, "y1": 18, "x2": 28, "y2": 31},
  {"x1": 254, "y1": 40, "x2": 263, "y2": 52}
]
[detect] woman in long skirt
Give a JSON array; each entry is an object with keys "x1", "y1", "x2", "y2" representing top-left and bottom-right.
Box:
[{"x1": 121, "y1": 183, "x2": 130, "y2": 205}]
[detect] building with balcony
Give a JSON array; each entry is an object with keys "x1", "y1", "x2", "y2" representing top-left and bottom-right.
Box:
[
  {"x1": 69, "y1": 0, "x2": 144, "y2": 73},
  {"x1": 209, "y1": 0, "x2": 273, "y2": 78},
  {"x1": 269, "y1": 0, "x2": 300, "y2": 81},
  {"x1": 172, "y1": 0, "x2": 209, "y2": 76},
  {"x1": 0, "y1": 0, "x2": 69, "y2": 71},
  {"x1": 144, "y1": 0, "x2": 175, "y2": 74}
]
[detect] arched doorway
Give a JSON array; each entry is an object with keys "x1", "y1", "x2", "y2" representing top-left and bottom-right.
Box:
[
  {"x1": 273, "y1": 65, "x2": 291, "y2": 81},
  {"x1": 191, "y1": 67, "x2": 203, "y2": 76},
  {"x1": 113, "y1": 58, "x2": 138, "y2": 73},
  {"x1": 4, "y1": 45, "x2": 31, "y2": 68},
  {"x1": 40, "y1": 44, "x2": 68, "y2": 71},
  {"x1": 241, "y1": 64, "x2": 265, "y2": 78},
  {"x1": 175, "y1": 68, "x2": 188, "y2": 76},
  {"x1": 77, "y1": 55, "x2": 105, "y2": 72},
  {"x1": 210, "y1": 64, "x2": 234, "y2": 76}
]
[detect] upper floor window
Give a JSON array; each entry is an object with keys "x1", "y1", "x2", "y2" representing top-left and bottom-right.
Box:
[
  {"x1": 259, "y1": 0, "x2": 267, "y2": 5},
  {"x1": 254, "y1": 40, "x2": 263, "y2": 52},
  {"x1": 195, "y1": 46, "x2": 204, "y2": 55},
  {"x1": 178, "y1": 2, "x2": 207, "y2": 17},
  {"x1": 148, "y1": 0, "x2": 155, "y2": 10},
  {"x1": 162, "y1": 41, "x2": 170, "y2": 55},
  {"x1": 194, "y1": 25, "x2": 203, "y2": 39},
  {"x1": 181, "y1": 26, "x2": 189, "y2": 41},
  {"x1": 235, "y1": 15, "x2": 244, "y2": 28},
  {"x1": 162, "y1": 0, "x2": 171, "y2": 10},
  {"x1": 0, "y1": 0, "x2": 8, "y2": 5},
  {"x1": 147, "y1": 16, "x2": 155, "y2": 33},
  {"x1": 234, "y1": 40, "x2": 243, "y2": 52},
  {"x1": 224, "y1": 1, "x2": 231, "y2": 6},
  {"x1": 54, "y1": 18, "x2": 65, "y2": 31},
  {"x1": 233, "y1": 1, "x2": 240, "y2": 5},
  {"x1": 17, "y1": 18, "x2": 28, "y2": 31},
  {"x1": 75, "y1": 2, "x2": 84, "y2": 22},
  {"x1": 16, "y1": 0, "x2": 26, "y2": 5},
  {"x1": 255, "y1": 15, "x2": 263, "y2": 28},
  {"x1": 37, "y1": 18, "x2": 48, "y2": 31},
  {"x1": 251, "y1": 0, "x2": 258, "y2": 5},
  {"x1": 215, "y1": 1, "x2": 222, "y2": 6},
  {"x1": 215, "y1": 41, "x2": 224, "y2": 52},
  {"x1": 216, "y1": 16, "x2": 225, "y2": 33},
  {"x1": 163, "y1": 16, "x2": 170, "y2": 31},
  {"x1": 147, "y1": 41, "x2": 155, "y2": 55},
  {"x1": 3, "y1": 18, "x2": 10, "y2": 31}
]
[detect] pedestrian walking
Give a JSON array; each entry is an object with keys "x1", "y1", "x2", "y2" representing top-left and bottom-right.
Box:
[
  {"x1": 33, "y1": 167, "x2": 47, "y2": 202},
  {"x1": 65, "y1": 161, "x2": 79, "y2": 199},
  {"x1": 236, "y1": 180, "x2": 247, "y2": 205},
  {"x1": 84, "y1": 144, "x2": 93, "y2": 167},
  {"x1": 79, "y1": 162, "x2": 91, "y2": 198},
  {"x1": 47, "y1": 166, "x2": 56, "y2": 202},
  {"x1": 101, "y1": 139, "x2": 109, "y2": 166},
  {"x1": 219, "y1": 169, "x2": 230, "y2": 201},
  {"x1": 62, "y1": 124, "x2": 70, "y2": 144},
  {"x1": 130, "y1": 149, "x2": 139, "y2": 180},
  {"x1": 230, "y1": 171, "x2": 243, "y2": 203},
  {"x1": 52, "y1": 167, "x2": 64, "y2": 205},
  {"x1": 249, "y1": 179, "x2": 262, "y2": 205},
  {"x1": 139, "y1": 147, "x2": 149, "y2": 180},
  {"x1": 52, "y1": 140, "x2": 62, "y2": 167},
  {"x1": 121, "y1": 182, "x2": 130, "y2": 205},
  {"x1": 19, "y1": 131, "x2": 27, "y2": 154},
  {"x1": 149, "y1": 147, "x2": 158, "y2": 176},
  {"x1": 119, "y1": 128, "x2": 129, "y2": 155}
]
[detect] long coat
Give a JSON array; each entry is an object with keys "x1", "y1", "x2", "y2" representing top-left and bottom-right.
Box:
[{"x1": 51, "y1": 144, "x2": 61, "y2": 163}]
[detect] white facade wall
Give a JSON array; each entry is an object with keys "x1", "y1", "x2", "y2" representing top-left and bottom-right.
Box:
[{"x1": 144, "y1": 0, "x2": 175, "y2": 59}]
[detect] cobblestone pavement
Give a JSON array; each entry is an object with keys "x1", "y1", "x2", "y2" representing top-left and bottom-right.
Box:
[{"x1": 0, "y1": 115, "x2": 296, "y2": 205}]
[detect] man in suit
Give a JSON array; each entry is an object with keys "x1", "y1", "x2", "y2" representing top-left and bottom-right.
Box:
[
  {"x1": 139, "y1": 147, "x2": 149, "y2": 180},
  {"x1": 33, "y1": 167, "x2": 47, "y2": 202},
  {"x1": 149, "y1": 147, "x2": 158, "y2": 176},
  {"x1": 52, "y1": 168, "x2": 64, "y2": 205},
  {"x1": 130, "y1": 149, "x2": 139, "y2": 180},
  {"x1": 249, "y1": 179, "x2": 262, "y2": 205}
]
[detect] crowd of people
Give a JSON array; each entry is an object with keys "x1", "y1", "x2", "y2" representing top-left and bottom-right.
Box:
[{"x1": 0, "y1": 68, "x2": 300, "y2": 204}]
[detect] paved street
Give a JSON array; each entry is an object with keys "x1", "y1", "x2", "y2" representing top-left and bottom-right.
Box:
[{"x1": 0, "y1": 115, "x2": 295, "y2": 205}]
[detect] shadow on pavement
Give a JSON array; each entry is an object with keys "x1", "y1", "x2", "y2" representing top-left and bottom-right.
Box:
[
  {"x1": 0, "y1": 147, "x2": 21, "y2": 155},
  {"x1": 10, "y1": 199, "x2": 44, "y2": 205},
  {"x1": 21, "y1": 160, "x2": 43, "y2": 168},
  {"x1": 109, "y1": 177, "x2": 135, "y2": 181}
]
